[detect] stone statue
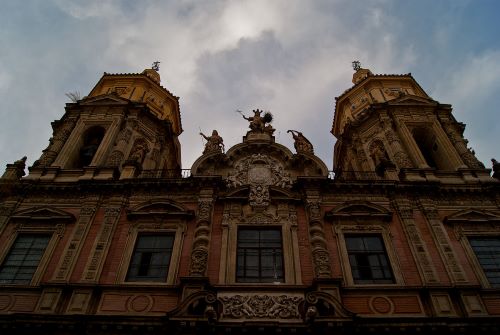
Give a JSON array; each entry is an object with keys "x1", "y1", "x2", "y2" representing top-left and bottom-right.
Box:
[
  {"x1": 239, "y1": 109, "x2": 274, "y2": 135},
  {"x1": 200, "y1": 130, "x2": 224, "y2": 154},
  {"x1": 492, "y1": 158, "x2": 500, "y2": 179},
  {"x1": 14, "y1": 156, "x2": 27, "y2": 179},
  {"x1": 2, "y1": 156, "x2": 27, "y2": 180},
  {"x1": 287, "y1": 130, "x2": 314, "y2": 154},
  {"x1": 370, "y1": 140, "x2": 394, "y2": 176},
  {"x1": 129, "y1": 140, "x2": 149, "y2": 164}
]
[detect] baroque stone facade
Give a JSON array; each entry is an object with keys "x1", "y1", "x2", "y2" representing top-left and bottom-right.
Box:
[{"x1": 0, "y1": 66, "x2": 499, "y2": 335}]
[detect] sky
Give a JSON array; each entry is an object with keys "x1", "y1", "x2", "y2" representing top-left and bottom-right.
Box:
[{"x1": 1, "y1": 0, "x2": 500, "y2": 172}]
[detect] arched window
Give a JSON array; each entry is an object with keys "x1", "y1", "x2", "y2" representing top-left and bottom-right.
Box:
[
  {"x1": 412, "y1": 128, "x2": 438, "y2": 169},
  {"x1": 78, "y1": 126, "x2": 106, "y2": 167}
]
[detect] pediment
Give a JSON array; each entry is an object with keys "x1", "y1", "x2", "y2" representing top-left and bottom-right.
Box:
[
  {"x1": 386, "y1": 94, "x2": 437, "y2": 106},
  {"x1": 444, "y1": 209, "x2": 500, "y2": 224},
  {"x1": 325, "y1": 201, "x2": 392, "y2": 221},
  {"x1": 11, "y1": 207, "x2": 75, "y2": 222},
  {"x1": 128, "y1": 200, "x2": 194, "y2": 219},
  {"x1": 79, "y1": 94, "x2": 131, "y2": 106}
]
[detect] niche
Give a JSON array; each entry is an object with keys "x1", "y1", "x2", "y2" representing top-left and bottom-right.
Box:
[
  {"x1": 69, "y1": 126, "x2": 106, "y2": 168},
  {"x1": 412, "y1": 127, "x2": 452, "y2": 170}
]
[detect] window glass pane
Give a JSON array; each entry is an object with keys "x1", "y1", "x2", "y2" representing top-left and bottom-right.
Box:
[
  {"x1": 0, "y1": 234, "x2": 51, "y2": 284},
  {"x1": 126, "y1": 234, "x2": 174, "y2": 282},
  {"x1": 236, "y1": 228, "x2": 283, "y2": 283},
  {"x1": 345, "y1": 235, "x2": 394, "y2": 284},
  {"x1": 469, "y1": 237, "x2": 500, "y2": 287}
]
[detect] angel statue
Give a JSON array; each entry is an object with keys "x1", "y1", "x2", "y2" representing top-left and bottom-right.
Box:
[{"x1": 287, "y1": 130, "x2": 314, "y2": 154}]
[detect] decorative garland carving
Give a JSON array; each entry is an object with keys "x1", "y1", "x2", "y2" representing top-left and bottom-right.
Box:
[
  {"x1": 189, "y1": 197, "x2": 214, "y2": 276},
  {"x1": 306, "y1": 199, "x2": 332, "y2": 278},
  {"x1": 441, "y1": 118, "x2": 484, "y2": 169},
  {"x1": 220, "y1": 294, "x2": 303, "y2": 319},
  {"x1": 383, "y1": 122, "x2": 413, "y2": 168}
]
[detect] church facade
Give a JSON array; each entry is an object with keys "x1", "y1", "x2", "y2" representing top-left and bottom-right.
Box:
[{"x1": 0, "y1": 65, "x2": 499, "y2": 334}]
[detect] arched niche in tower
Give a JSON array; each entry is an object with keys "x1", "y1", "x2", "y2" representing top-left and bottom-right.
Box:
[
  {"x1": 67, "y1": 126, "x2": 106, "y2": 168},
  {"x1": 411, "y1": 127, "x2": 454, "y2": 170}
]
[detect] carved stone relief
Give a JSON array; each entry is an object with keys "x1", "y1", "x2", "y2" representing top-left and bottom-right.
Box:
[
  {"x1": 219, "y1": 294, "x2": 303, "y2": 319},
  {"x1": 226, "y1": 154, "x2": 292, "y2": 209},
  {"x1": 306, "y1": 198, "x2": 332, "y2": 278},
  {"x1": 34, "y1": 119, "x2": 77, "y2": 167},
  {"x1": 189, "y1": 195, "x2": 214, "y2": 276}
]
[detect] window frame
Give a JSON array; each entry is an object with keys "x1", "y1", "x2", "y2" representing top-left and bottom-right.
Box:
[
  {"x1": 0, "y1": 223, "x2": 64, "y2": 286},
  {"x1": 117, "y1": 221, "x2": 185, "y2": 285},
  {"x1": 344, "y1": 234, "x2": 395, "y2": 285},
  {"x1": 467, "y1": 236, "x2": 500, "y2": 288},
  {"x1": 0, "y1": 233, "x2": 52, "y2": 285},
  {"x1": 462, "y1": 233, "x2": 500, "y2": 288},
  {"x1": 236, "y1": 227, "x2": 284, "y2": 283},
  {"x1": 125, "y1": 233, "x2": 176, "y2": 282},
  {"x1": 335, "y1": 224, "x2": 403, "y2": 287},
  {"x1": 218, "y1": 203, "x2": 302, "y2": 286}
]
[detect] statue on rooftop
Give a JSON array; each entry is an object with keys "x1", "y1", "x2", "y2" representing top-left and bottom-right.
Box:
[
  {"x1": 238, "y1": 109, "x2": 274, "y2": 135},
  {"x1": 288, "y1": 130, "x2": 314, "y2": 154},
  {"x1": 200, "y1": 130, "x2": 224, "y2": 154},
  {"x1": 492, "y1": 158, "x2": 500, "y2": 179}
]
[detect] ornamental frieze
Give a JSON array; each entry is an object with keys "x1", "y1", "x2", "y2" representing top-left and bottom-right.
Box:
[{"x1": 219, "y1": 294, "x2": 303, "y2": 320}]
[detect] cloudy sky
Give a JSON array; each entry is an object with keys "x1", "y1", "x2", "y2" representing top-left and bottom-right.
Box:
[{"x1": 1, "y1": 0, "x2": 499, "y2": 172}]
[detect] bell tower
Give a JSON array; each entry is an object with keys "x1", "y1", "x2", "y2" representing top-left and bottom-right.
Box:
[
  {"x1": 332, "y1": 64, "x2": 491, "y2": 183},
  {"x1": 27, "y1": 65, "x2": 182, "y2": 181}
]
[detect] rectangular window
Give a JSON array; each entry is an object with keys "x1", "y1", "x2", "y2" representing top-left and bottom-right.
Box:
[
  {"x1": 236, "y1": 228, "x2": 284, "y2": 283},
  {"x1": 126, "y1": 234, "x2": 174, "y2": 282},
  {"x1": 345, "y1": 235, "x2": 394, "y2": 284},
  {"x1": 469, "y1": 237, "x2": 500, "y2": 287},
  {"x1": 0, "y1": 234, "x2": 51, "y2": 284}
]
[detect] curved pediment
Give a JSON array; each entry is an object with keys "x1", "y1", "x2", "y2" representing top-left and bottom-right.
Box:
[
  {"x1": 127, "y1": 200, "x2": 194, "y2": 219},
  {"x1": 11, "y1": 206, "x2": 75, "y2": 222},
  {"x1": 444, "y1": 209, "x2": 500, "y2": 224},
  {"x1": 325, "y1": 201, "x2": 392, "y2": 221}
]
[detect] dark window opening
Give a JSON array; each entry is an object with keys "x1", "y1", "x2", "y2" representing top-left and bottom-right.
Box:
[
  {"x1": 236, "y1": 228, "x2": 284, "y2": 283},
  {"x1": 126, "y1": 234, "x2": 174, "y2": 282},
  {"x1": 78, "y1": 126, "x2": 106, "y2": 167},
  {"x1": 412, "y1": 128, "x2": 438, "y2": 169},
  {"x1": 0, "y1": 234, "x2": 51, "y2": 284},
  {"x1": 345, "y1": 235, "x2": 394, "y2": 284},
  {"x1": 469, "y1": 237, "x2": 500, "y2": 287}
]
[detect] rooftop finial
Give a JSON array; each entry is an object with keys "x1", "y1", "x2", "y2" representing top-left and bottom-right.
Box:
[
  {"x1": 152, "y1": 61, "x2": 160, "y2": 71},
  {"x1": 352, "y1": 60, "x2": 361, "y2": 71}
]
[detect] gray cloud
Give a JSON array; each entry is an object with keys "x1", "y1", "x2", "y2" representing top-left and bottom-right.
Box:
[{"x1": 1, "y1": 0, "x2": 499, "y2": 173}]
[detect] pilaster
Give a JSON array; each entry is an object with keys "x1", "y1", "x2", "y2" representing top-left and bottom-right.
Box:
[
  {"x1": 305, "y1": 190, "x2": 332, "y2": 278},
  {"x1": 392, "y1": 196, "x2": 439, "y2": 285}
]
